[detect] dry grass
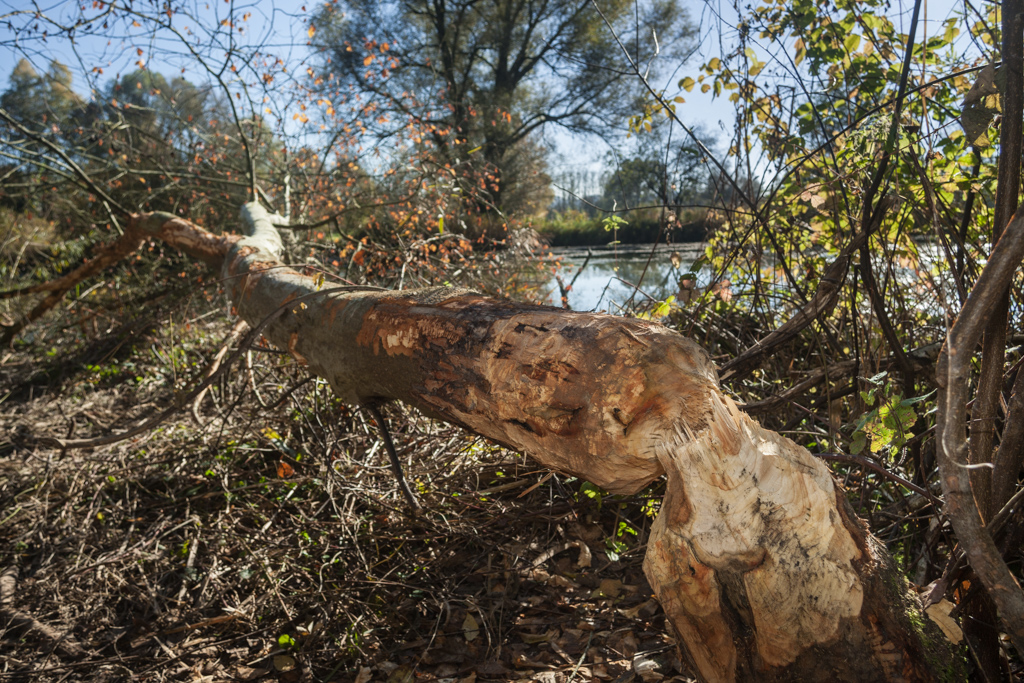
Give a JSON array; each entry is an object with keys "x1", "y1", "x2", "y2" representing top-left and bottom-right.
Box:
[{"x1": 0, "y1": 296, "x2": 694, "y2": 682}]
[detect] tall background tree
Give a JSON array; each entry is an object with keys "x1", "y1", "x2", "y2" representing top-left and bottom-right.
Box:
[{"x1": 310, "y1": 0, "x2": 695, "y2": 222}]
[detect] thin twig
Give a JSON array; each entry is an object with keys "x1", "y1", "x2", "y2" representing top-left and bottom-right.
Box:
[{"x1": 364, "y1": 403, "x2": 422, "y2": 514}]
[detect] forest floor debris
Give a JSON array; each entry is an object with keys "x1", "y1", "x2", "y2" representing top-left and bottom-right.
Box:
[{"x1": 0, "y1": 314, "x2": 693, "y2": 682}]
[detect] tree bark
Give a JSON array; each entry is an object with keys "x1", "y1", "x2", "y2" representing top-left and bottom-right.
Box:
[
  {"x1": 116, "y1": 203, "x2": 963, "y2": 681},
  {"x1": 935, "y1": 202, "x2": 1024, "y2": 662}
]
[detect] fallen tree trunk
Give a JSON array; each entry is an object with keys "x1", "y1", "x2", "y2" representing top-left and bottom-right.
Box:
[{"x1": 62, "y1": 204, "x2": 962, "y2": 681}]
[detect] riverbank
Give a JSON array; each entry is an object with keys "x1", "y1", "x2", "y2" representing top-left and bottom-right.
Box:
[{"x1": 534, "y1": 210, "x2": 710, "y2": 246}]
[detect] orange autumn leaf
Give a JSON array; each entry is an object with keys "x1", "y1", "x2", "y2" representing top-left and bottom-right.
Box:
[
  {"x1": 363, "y1": 54, "x2": 375, "y2": 66},
  {"x1": 277, "y1": 460, "x2": 295, "y2": 478}
]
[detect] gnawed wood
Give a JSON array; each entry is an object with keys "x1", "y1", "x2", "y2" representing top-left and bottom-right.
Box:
[{"x1": 50, "y1": 203, "x2": 963, "y2": 681}]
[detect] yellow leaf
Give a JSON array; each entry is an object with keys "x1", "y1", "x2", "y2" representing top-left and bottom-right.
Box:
[{"x1": 307, "y1": 24, "x2": 316, "y2": 39}]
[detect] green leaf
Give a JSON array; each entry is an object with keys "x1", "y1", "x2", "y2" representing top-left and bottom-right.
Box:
[
  {"x1": 861, "y1": 14, "x2": 887, "y2": 31},
  {"x1": 601, "y1": 214, "x2": 628, "y2": 231},
  {"x1": 870, "y1": 423, "x2": 895, "y2": 453},
  {"x1": 900, "y1": 390, "x2": 936, "y2": 406},
  {"x1": 850, "y1": 431, "x2": 867, "y2": 455},
  {"x1": 579, "y1": 481, "x2": 606, "y2": 509}
]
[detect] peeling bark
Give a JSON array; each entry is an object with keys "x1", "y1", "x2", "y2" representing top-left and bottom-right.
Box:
[{"x1": 114, "y1": 203, "x2": 963, "y2": 681}]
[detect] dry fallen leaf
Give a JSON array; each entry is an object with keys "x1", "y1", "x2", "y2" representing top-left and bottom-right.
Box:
[
  {"x1": 574, "y1": 540, "x2": 592, "y2": 568},
  {"x1": 925, "y1": 599, "x2": 963, "y2": 644},
  {"x1": 354, "y1": 666, "x2": 373, "y2": 683},
  {"x1": 476, "y1": 660, "x2": 511, "y2": 676},
  {"x1": 546, "y1": 574, "x2": 576, "y2": 588},
  {"x1": 961, "y1": 64, "x2": 1001, "y2": 147},
  {"x1": 633, "y1": 653, "x2": 665, "y2": 681},
  {"x1": 617, "y1": 597, "x2": 661, "y2": 620},
  {"x1": 272, "y1": 654, "x2": 296, "y2": 672},
  {"x1": 386, "y1": 664, "x2": 414, "y2": 683},
  {"x1": 591, "y1": 578, "x2": 623, "y2": 599},
  {"x1": 609, "y1": 631, "x2": 639, "y2": 658},
  {"x1": 462, "y1": 612, "x2": 479, "y2": 642},
  {"x1": 519, "y1": 628, "x2": 555, "y2": 644}
]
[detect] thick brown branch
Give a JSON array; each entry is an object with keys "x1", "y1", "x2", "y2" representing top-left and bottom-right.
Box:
[
  {"x1": 0, "y1": 231, "x2": 143, "y2": 347},
  {"x1": 936, "y1": 206, "x2": 1024, "y2": 658},
  {"x1": 973, "y1": 0, "x2": 1024, "y2": 521},
  {"x1": 0, "y1": 212, "x2": 238, "y2": 347},
  {"x1": 992, "y1": 366, "x2": 1024, "y2": 510}
]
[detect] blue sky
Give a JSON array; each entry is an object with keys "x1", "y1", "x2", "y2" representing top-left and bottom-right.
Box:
[{"x1": 0, "y1": 0, "x2": 978, "y2": 191}]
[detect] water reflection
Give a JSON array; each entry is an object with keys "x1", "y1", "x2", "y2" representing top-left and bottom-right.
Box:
[
  {"x1": 544, "y1": 244, "x2": 707, "y2": 312},
  {"x1": 544, "y1": 241, "x2": 957, "y2": 318}
]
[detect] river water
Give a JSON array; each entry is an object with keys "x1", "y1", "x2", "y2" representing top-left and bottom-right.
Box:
[
  {"x1": 542, "y1": 243, "x2": 709, "y2": 312},
  {"x1": 542, "y1": 241, "x2": 958, "y2": 316}
]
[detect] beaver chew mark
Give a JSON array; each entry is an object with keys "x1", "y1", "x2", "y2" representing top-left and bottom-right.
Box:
[
  {"x1": 612, "y1": 407, "x2": 634, "y2": 435},
  {"x1": 507, "y1": 418, "x2": 536, "y2": 434},
  {"x1": 612, "y1": 407, "x2": 629, "y2": 425},
  {"x1": 558, "y1": 324, "x2": 599, "y2": 343},
  {"x1": 492, "y1": 342, "x2": 515, "y2": 359}
]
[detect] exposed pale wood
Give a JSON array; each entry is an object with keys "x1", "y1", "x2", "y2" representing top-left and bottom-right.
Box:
[{"x1": 68, "y1": 203, "x2": 963, "y2": 681}]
